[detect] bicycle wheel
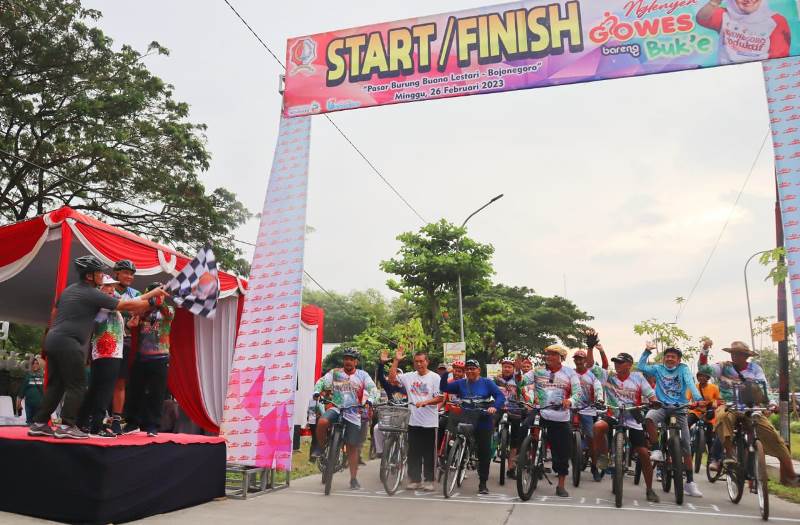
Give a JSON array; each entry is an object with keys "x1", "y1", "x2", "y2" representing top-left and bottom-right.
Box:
[
  {"x1": 324, "y1": 427, "x2": 342, "y2": 496},
  {"x1": 571, "y1": 430, "x2": 582, "y2": 487},
  {"x1": 382, "y1": 434, "x2": 404, "y2": 495},
  {"x1": 456, "y1": 441, "x2": 469, "y2": 487},
  {"x1": 499, "y1": 425, "x2": 509, "y2": 486},
  {"x1": 754, "y1": 440, "x2": 769, "y2": 521},
  {"x1": 613, "y1": 431, "x2": 625, "y2": 508},
  {"x1": 693, "y1": 427, "x2": 704, "y2": 474},
  {"x1": 669, "y1": 435, "x2": 684, "y2": 505},
  {"x1": 633, "y1": 456, "x2": 642, "y2": 485},
  {"x1": 443, "y1": 438, "x2": 465, "y2": 498},
  {"x1": 706, "y1": 453, "x2": 722, "y2": 483},
  {"x1": 660, "y1": 449, "x2": 672, "y2": 493},
  {"x1": 517, "y1": 434, "x2": 538, "y2": 501}
]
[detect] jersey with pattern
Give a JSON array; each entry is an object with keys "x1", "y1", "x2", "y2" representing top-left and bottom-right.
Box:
[
  {"x1": 593, "y1": 365, "x2": 654, "y2": 430},
  {"x1": 314, "y1": 368, "x2": 379, "y2": 425},
  {"x1": 520, "y1": 366, "x2": 581, "y2": 422}
]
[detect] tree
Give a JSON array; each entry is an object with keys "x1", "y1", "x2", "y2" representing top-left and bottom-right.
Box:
[
  {"x1": 632, "y1": 318, "x2": 700, "y2": 360},
  {"x1": 380, "y1": 220, "x2": 494, "y2": 353},
  {"x1": 0, "y1": 1, "x2": 250, "y2": 273},
  {"x1": 466, "y1": 284, "x2": 592, "y2": 365}
]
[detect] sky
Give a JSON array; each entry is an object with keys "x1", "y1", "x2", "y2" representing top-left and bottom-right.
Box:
[{"x1": 81, "y1": 0, "x2": 787, "y2": 361}]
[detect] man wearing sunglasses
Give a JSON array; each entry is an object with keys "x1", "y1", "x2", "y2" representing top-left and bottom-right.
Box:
[
  {"x1": 439, "y1": 359, "x2": 505, "y2": 495},
  {"x1": 520, "y1": 344, "x2": 581, "y2": 497}
]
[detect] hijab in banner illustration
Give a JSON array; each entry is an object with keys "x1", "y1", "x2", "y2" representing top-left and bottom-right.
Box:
[
  {"x1": 763, "y1": 56, "x2": 800, "y2": 358},
  {"x1": 284, "y1": 0, "x2": 800, "y2": 117},
  {"x1": 221, "y1": 115, "x2": 311, "y2": 469}
]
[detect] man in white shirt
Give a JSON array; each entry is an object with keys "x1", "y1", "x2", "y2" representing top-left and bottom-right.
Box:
[{"x1": 390, "y1": 347, "x2": 443, "y2": 491}]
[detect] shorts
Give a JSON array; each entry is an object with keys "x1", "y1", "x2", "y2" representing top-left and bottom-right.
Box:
[
  {"x1": 628, "y1": 427, "x2": 647, "y2": 449},
  {"x1": 321, "y1": 409, "x2": 364, "y2": 446},
  {"x1": 117, "y1": 337, "x2": 132, "y2": 380},
  {"x1": 579, "y1": 414, "x2": 595, "y2": 439},
  {"x1": 646, "y1": 407, "x2": 690, "y2": 454}
]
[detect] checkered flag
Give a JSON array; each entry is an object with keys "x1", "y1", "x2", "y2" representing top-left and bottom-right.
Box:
[{"x1": 166, "y1": 245, "x2": 220, "y2": 318}]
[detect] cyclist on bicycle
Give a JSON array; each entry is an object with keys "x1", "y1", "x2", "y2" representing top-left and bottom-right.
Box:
[
  {"x1": 700, "y1": 340, "x2": 799, "y2": 486},
  {"x1": 588, "y1": 349, "x2": 660, "y2": 503},
  {"x1": 373, "y1": 350, "x2": 408, "y2": 458},
  {"x1": 313, "y1": 348, "x2": 380, "y2": 490},
  {"x1": 438, "y1": 359, "x2": 506, "y2": 495},
  {"x1": 520, "y1": 344, "x2": 581, "y2": 497},
  {"x1": 639, "y1": 343, "x2": 704, "y2": 498},
  {"x1": 572, "y1": 348, "x2": 605, "y2": 481},
  {"x1": 689, "y1": 370, "x2": 723, "y2": 466},
  {"x1": 389, "y1": 347, "x2": 443, "y2": 491},
  {"x1": 494, "y1": 357, "x2": 523, "y2": 479}
]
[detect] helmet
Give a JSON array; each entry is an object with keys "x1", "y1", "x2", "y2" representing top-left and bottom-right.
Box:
[
  {"x1": 113, "y1": 259, "x2": 137, "y2": 273},
  {"x1": 74, "y1": 255, "x2": 105, "y2": 276},
  {"x1": 451, "y1": 360, "x2": 465, "y2": 369},
  {"x1": 499, "y1": 357, "x2": 514, "y2": 365},
  {"x1": 342, "y1": 348, "x2": 360, "y2": 359},
  {"x1": 145, "y1": 282, "x2": 164, "y2": 293},
  {"x1": 465, "y1": 359, "x2": 480, "y2": 368}
]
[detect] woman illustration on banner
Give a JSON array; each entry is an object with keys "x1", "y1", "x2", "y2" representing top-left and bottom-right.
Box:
[{"x1": 697, "y1": 0, "x2": 791, "y2": 64}]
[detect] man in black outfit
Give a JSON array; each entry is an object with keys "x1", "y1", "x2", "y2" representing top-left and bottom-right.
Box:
[{"x1": 28, "y1": 256, "x2": 167, "y2": 439}]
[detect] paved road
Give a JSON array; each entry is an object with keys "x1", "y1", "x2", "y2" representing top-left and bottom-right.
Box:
[{"x1": 3, "y1": 458, "x2": 798, "y2": 524}]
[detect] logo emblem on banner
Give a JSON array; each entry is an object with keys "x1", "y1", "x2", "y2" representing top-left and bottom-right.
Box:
[{"x1": 290, "y1": 38, "x2": 317, "y2": 76}]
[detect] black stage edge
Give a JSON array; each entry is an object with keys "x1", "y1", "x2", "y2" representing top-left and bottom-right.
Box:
[{"x1": 0, "y1": 434, "x2": 226, "y2": 524}]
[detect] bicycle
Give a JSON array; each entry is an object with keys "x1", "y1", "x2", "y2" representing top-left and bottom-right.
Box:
[
  {"x1": 317, "y1": 399, "x2": 365, "y2": 496},
  {"x1": 493, "y1": 400, "x2": 526, "y2": 486},
  {"x1": 602, "y1": 402, "x2": 652, "y2": 508},
  {"x1": 721, "y1": 404, "x2": 770, "y2": 521},
  {"x1": 688, "y1": 407, "x2": 716, "y2": 478},
  {"x1": 569, "y1": 405, "x2": 596, "y2": 488},
  {"x1": 650, "y1": 403, "x2": 689, "y2": 505},
  {"x1": 515, "y1": 402, "x2": 563, "y2": 501},
  {"x1": 442, "y1": 400, "x2": 490, "y2": 498},
  {"x1": 375, "y1": 401, "x2": 411, "y2": 495}
]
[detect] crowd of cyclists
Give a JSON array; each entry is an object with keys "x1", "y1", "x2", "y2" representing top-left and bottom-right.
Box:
[{"x1": 309, "y1": 329, "x2": 799, "y2": 502}]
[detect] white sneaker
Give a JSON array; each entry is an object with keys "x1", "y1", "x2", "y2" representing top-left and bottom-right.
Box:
[
  {"x1": 649, "y1": 450, "x2": 664, "y2": 462},
  {"x1": 685, "y1": 481, "x2": 703, "y2": 497},
  {"x1": 422, "y1": 482, "x2": 434, "y2": 491}
]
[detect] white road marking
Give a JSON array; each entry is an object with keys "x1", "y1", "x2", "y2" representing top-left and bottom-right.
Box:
[{"x1": 294, "y1": 490, "x2": 800, "y2": 522}]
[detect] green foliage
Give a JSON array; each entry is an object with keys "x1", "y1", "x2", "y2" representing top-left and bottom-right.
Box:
[
  {"x1": 0, "y1": 0, "x2": 250, "y2": 273},
  {"x1": 759, "y1": 248, "x2": 788, "y2": 286},
  {"x1": 632, "y1": 318, "x2": 698, "y2": 360},
  {"x1": 380, "y1": 219, "x2": 494, "y2": 353}
]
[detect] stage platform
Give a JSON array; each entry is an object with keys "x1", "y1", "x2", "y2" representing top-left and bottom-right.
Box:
[{"x1": 0, "y1": 426, "x2": 226, "y2": 524}]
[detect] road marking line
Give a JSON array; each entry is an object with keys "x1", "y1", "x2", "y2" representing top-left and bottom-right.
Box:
[{"x1": 293, "y1": 490, "x2": 800, "y2": 522}]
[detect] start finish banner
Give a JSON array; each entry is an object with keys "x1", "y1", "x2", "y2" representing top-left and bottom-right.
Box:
[{"x1": 283, "y1": 0, "x2": 800, "y2": 116}]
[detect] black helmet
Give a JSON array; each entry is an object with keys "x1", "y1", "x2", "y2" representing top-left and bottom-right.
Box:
[
  {"x1": 74, "y1": 255, "x2": 105, "y2": 276},
  {"x1": 342, "y1": 348, "x2": 360, "y2": 359},
  {"x1": 145, "y1": 282, "x2": 164, "y2": 293},
  {"x1": 113, "y1": 259, "x2": 137, "y2": 273}
]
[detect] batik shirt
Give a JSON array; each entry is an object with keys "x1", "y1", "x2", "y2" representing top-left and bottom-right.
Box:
[
  {"x1": 91, "y1": 308, "x2": 124, "y2": 360},
  {"x1": 698, "y1": 359, "x2": 769, "y2": 406},
  {"x1": 115, "y1": 286, "x2": 140, "y2": 337},
  {"x1": 314, "y1": 368, "x2": 379, "y2": 426},
  {"x1": 592, "y1": 365, "x2": 654, "y2": 430},
  {"x1": 575, "y1": 368, "x2": 604, "y2": 417},
  {"x1": 136, "y1": 305, "x2": 175, "y2": 361},
  {"x1": 520, "y1": 366, "x2": 581, "y2": 422},
  {"x1": 494, "y1": 374, "x2": 520, "y2": 407}
]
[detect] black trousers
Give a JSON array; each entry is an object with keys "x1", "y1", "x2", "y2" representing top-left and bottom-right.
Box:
[
  {"x1": 476, "y1": 427, "x2": 493, "y2": 483},
  {"x1": 34, "y1": 344, "x2": 87, "y2": 426},
  {"x1": 543, "y1": 419, "x2": 571, "y2": 476},
  {"x1": 78, "y1": 358, "x2": 121, "y2": 432},
  {"x1": 407, "y1": 426, "x2": 436, "y2": 482},
  {"x1": 125, "y1": 359, "x2": 169, "y2": 431}
]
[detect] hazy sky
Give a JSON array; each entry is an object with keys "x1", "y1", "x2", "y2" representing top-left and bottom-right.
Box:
[{"x1": 82, "y1": 0, "x2": 787, "y2": 359}]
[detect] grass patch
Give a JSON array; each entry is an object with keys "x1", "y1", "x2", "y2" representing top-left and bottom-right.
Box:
[
  {"x1": 291, "y1": 436, "x2": 375, "y2": 481},
  {"x1": 768, "y1": 479, "x2": 800, "y2": 504},
  {"x1": 791, "y1": 432, "x2": 799, "y2": 462}
]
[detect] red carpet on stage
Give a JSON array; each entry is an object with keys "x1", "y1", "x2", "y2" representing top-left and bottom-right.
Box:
[
  {"x1": 0, "y1": 425, "x2": 227, "y2": 524},
  {"x1": 0, "y1": 425, "x2": 224, "y2": 446}
]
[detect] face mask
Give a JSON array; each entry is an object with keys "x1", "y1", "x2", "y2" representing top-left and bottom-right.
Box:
[{"x1": 665, "y1": 364, "x2": 677, "y2": 371}]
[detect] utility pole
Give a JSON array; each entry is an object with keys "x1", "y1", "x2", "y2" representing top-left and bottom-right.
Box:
[{"x1": 775, "y1": 180, "x2": 791, "y2": 450}]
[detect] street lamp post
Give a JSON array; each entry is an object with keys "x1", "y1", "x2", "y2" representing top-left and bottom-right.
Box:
[
  {"x1": 744, "y1": 249, "x2": 770, "y2": 353},
  {"x1": 457, "y1": 194, "x2": 504, "y2": 343}
]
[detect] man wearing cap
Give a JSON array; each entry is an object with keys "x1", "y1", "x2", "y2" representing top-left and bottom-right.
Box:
[
  {"x1": 520, "y1": 344, "x2": 581, "y2": 497},
  {"x1": 572, "y1": 348, "x2": 605, "y2": 481},
  {"x1": 588, "y1": 348, "x2": 661, "y2": 503},
  {"x1": 639, "y1": 342, "x2": 704, "y2": 497},
  {"x1": 700, "y1": 339, "x2": 799, "y2": 485},
  {"x1": 439, "y1": 359, "x2": 505, "y2": 495},
  {"x1": 495, "y1": 357, "x2": 523, "y2": 479}
]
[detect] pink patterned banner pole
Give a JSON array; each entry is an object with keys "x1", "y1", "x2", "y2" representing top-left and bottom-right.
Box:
[
  {"x1": 763, "y1": 56, "x2": 800, "y2": 359},
  {"x1": 221, "y1": 115, "x2": 312, "y2": 470}
]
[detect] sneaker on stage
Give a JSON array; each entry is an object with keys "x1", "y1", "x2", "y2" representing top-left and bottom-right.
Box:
[
  {"x1": 27, "y1": 423, "x2": 54, "y2": 437},
  {"x1": 110, "y1": 416, "x2": 123, "y2": 435},
  {"x1": 121, "y1": 423, "x2": 140, "y2": 435},
  {"x1": 54, "y1": 425, "x2": 90, "y2": 440},
  {"x1": 147, "y1": 429, "x2": 159, "y2": 437},
  {"x1": 92, "y1": 428, "x2": 117, "y2": 439}
]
